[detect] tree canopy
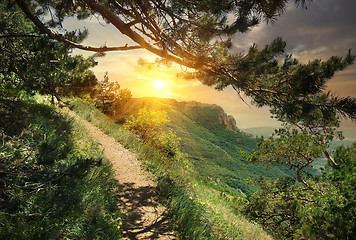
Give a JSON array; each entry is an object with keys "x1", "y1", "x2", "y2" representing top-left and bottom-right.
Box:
[
  {"x1": 0, "y1": 1, "x2": 98, "y2": 99},
  {"x1": 13, "y1": 0, "x2": 355, "y2": 162},
  {"x1": 13, "y1": 0, "x2": 355, "y2": 118}
]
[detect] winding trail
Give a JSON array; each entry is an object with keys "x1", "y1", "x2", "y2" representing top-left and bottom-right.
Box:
[{"x1": 64, "y1": 107, "x2": 176, "y2": 240}]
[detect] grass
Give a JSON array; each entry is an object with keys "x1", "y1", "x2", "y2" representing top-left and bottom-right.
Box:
[
  {"x1": 0, "y1": 94, "x2": 122, "y2": 239},
  {"x1": 66, "y1": 97, "x2": 273, "y2": 240},
  {"x1": 164, "y1": 103, "x2": 294, "y2": 196},
  {"x1": 104, "y1": 97, "x2": 294, "y2": 196},
  {"x1": 67, "y1": 97, "x2": 141, "y2": 152}
]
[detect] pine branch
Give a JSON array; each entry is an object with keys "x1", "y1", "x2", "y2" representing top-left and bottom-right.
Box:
[
  {"x1": 15, "y1": 0, "x2": 142, "y2": 52},
  {"x1": 334, "y1": 97, "x2": 356, "y2": 121}
]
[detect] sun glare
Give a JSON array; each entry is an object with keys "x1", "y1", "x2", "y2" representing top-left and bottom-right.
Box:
[
  {"x1": 136, "y1": 65, "x2": 186, "y2": 98},
  {"x1": 153, "y1": 79, "x2": 166, "y2": 90}
]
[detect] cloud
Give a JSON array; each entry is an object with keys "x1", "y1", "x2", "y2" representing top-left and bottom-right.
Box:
[
  {"x1": 233, "y1": 0, "x2": 356, "y2": 58},
  {"x1": 231, "y1": 0, "x2": 356, "y2": 101}
]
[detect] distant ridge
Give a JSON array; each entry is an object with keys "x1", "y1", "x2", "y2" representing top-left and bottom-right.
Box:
[
  {"x1": 241, "y1": 126, "x2": 277, "y2": 138},
  {"x1": 113, "y1": 97, "x2": 243, "y2": 133}
]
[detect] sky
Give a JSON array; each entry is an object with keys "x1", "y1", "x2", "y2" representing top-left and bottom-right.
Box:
[{"x1": 65, "y1": 0, "x2": 356, "y2": 131}]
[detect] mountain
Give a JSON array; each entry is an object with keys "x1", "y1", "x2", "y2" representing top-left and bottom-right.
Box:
[{"x1": 116, "y1": 97, "x2": 293, "y2": 195}]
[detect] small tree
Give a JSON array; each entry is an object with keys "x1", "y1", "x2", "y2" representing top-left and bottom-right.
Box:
[
  {"x1": 91, "y1": 72, "x2": 132, "y2": 115},
  {"x1": 111, "y1": 88, "x2": 132, "y2": 116},
  {"x1": 124, "y1": 108, "x2": 183, "y2": 159},
  {"x1": 119, "y1": 88, "x2": 132, "y2": 104}
]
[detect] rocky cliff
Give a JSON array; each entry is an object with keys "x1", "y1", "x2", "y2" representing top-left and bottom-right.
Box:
[{"x1": 211, "y1": 105, "x2": 240, "y2": 133}]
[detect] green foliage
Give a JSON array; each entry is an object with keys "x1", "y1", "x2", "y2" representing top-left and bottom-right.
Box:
[
  {"x1": 0, "y1": 95, "x2": 122, "y2": 239},
  {"x1": 244, "y1": 177, "x2": 308, "y2": 239},
  {"x1": 124, "y1": 107, "x2": 170, "y2": 143},
  {"x1": 0, "y1": 1, "x2": 98, "y2": 99},
  {"x1": 192, "y1": 37, "x2": 355, "y2": 125},
  {"x1": 244, "y1": 143, "x2": 356, "y2": 239},
  {"x1": 318, "y1": 143, "x2": 356, "y2": 239},
  {"x1": 90, "y1": 72, "x2": 132, "y2": 115},
  {"x1": 157, "y1": 131, "x2": 182, "y2": 158},
  {"x1": 68, "y1": 97, "x2": 273, "y2": 240},
  {"x1": 246, "y1": 128, "x2": 322, "y2": 189},
  {"x1": 122, "y1": 105, "x2": 188, "y2": 165},
  {"x1": 20, "y1": 0, "x2": 314, "y2": 76}
]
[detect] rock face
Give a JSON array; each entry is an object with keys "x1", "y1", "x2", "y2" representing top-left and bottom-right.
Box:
[
  {"x1": 212, "y1": 105, "x2": 240, "y2": 133},
  {"x1": 178, "y1": 100, "x2": 241, "y2": 133}
]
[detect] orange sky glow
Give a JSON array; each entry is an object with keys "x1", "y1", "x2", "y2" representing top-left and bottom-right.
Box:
[{"x1": 67, "y1": 0, "x2": 356, "y2": 132}]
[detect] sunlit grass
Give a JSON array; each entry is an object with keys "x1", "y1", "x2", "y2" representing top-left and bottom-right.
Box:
[
  {"x1": 0, "y1": 94, "x2": 123, "y2": 239},
  {"x1": 66, "y1": 97, "x2": 273, "y2": 239}
]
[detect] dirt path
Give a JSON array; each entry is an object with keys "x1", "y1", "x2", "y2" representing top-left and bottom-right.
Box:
[{"x1": 64, "y1": 108, "x2": 176, "y2": 240}]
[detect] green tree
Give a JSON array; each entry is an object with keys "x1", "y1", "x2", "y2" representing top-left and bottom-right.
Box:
[
  {"x1": 124, "y1": 107, "x2": 183, "y2": 159},
  {"x1": 244, "y1": 143, "x2": 355, "y2": 239},
  {"x1": 246, "y1": 128, "x2": 327, "y2": 191},
  {"x1": 0, "y1": 1, "x2": 98, "y2": 100},
  {"x1": 92, "y1": 72, "x2": 120, "y2": 112},
  {"x1": 318, "y1": 143, "x2": 356, "y2": 239},
  {"x1": 13, "y1": 0, "x2": 355, "y2": 128},
  {"x1": 91, "y1": 72, "x2": 132, "y2": 115},
  {"x1": 119, "y1": 88, "x2": 133, "y2": 104}
]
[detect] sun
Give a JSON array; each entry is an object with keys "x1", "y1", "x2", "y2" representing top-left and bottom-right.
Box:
[{"x1": 153, "y1": 79, "x2": 166, "y2": 90}]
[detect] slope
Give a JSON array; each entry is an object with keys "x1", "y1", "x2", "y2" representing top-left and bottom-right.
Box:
[
  {"x1": 115, "y1": 97, "x2": 293, "y2": 196},
  {"x1": 0, "y1": 95, "x2": 123, "y2": 239}
]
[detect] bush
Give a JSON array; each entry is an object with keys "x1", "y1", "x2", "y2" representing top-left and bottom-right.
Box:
[{"x1": 123, "y1": 107, "x2": 169, "y2": 143}]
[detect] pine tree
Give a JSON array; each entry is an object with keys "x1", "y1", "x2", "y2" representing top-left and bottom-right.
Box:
[{"x1": 0, "y1": 1, "x2": 98, "y2": 98}]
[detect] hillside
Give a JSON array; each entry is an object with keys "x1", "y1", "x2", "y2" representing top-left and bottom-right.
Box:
[
  {"x1": 0, "y1": 95, "x2": 123, "y2": 239},
  {"x1": 115, "y1": 97, "x2": 293, "y2": 195},
  {"x1": 68, "y1": 97, "x2": 274, "y2": 239}
]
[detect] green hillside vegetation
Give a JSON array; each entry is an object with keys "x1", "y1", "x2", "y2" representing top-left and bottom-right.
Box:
[
  {"x1": 68, "y1": 97, "x2": 273, "y2": 239},
  {"x1": 2, "y1": 92, "x2": 353, "y2": 239},
  {"x1": 83, "y1": 95, "x2": 354, "y2": 239},
  {"x1": 112, "y1": 97, "x2": 294, "y2": 195},
  {"x1": 0, "y1": 94, "x2": 122, "y2": 239}
]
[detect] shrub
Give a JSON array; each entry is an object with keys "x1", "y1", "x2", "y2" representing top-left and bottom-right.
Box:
[{"x1": 123, "y1": 107, "x2": 169, "y2": 143}]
